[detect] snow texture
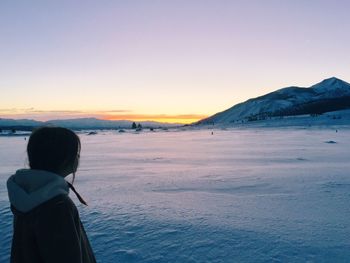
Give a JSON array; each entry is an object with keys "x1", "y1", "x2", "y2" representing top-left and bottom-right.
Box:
[{"x1": 1, "y1": 128, "x2": 350, "y2": 262}]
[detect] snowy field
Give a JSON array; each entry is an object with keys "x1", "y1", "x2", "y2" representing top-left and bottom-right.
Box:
[{"x1": 1, "y1": 128, "x2": 350, "y2": 262}]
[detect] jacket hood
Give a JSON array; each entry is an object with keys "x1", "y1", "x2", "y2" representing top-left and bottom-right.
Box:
[{"x1": 7, "y1": 169, "x2": 69, "y2": 213}]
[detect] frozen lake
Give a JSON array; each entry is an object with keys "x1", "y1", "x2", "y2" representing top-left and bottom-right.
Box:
[{"x1": 1, "y1": 128, "x2": 350, "y2": 262}]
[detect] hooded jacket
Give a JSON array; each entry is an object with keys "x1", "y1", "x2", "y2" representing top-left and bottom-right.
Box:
[{"x1": 7, "y1": 169, "x2": 97, "y2": 263}]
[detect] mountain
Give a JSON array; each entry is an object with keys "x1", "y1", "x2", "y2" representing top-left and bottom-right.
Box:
[
  {"x1": 46, "y1": 118, "x2": 179, "y2": 129},
  {"x1": 197, "y1": 77, "x2": 350, "y2": 125},
  {"x1": 0, "y1": 118, "x2": 42, "y2": 126},
  {"x1": 0, "y1": 117, "x2": 179, "y2": 130},
  {"x1": 45, "y1": 118, "x2": 132, "y2": 129}
]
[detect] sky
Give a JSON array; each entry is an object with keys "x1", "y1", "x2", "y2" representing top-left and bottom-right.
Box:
[{"x1": 0, "y1": 0, "x2": 350, "y2": 123}]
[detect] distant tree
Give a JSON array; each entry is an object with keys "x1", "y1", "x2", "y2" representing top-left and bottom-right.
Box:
[
  {"x1": 247, "y1": 115, "x2": 258, "y2": 122},
  {"x1": 131, "y1": 122, "x2": 137, "y2": 129},
  {"x1": 137, "y1": 123, "x2": 142, "y2": 129}
]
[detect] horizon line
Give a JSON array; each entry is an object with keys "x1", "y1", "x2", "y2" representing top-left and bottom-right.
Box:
[{"x1": 0, "y1": 113, "x2": 208, "y2": 124}]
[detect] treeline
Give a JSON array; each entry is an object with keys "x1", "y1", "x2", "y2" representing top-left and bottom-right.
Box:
[
  {"x1": 273, "y1": 96, "x2": 350, "y2": 117},
  {"x1": 239, "y1": 97, "x2": 350, "y2": 123}
]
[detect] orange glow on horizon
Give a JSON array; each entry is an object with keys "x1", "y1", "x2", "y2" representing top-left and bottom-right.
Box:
[
  {"x1": 0, "y1": 109, "x2": 208, "y2": 124},
  {"x1": 103, "y1": 114, "x2": 208, "y2": 124}
]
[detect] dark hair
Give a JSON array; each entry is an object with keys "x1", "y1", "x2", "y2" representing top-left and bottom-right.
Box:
[{"x1": 27, "y1": 127, "x2": 81, "y2": 182}]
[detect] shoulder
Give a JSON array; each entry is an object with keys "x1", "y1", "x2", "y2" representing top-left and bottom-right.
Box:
[
  {"x1": 38, "y1": 194, "x2": 75, "y2": 208},
  {"x1": 33, "y1": 194, "x2": 79, "y2": 220},
  {"x1": 30, "y1": 194, "x2": 84, "y2": 237}
]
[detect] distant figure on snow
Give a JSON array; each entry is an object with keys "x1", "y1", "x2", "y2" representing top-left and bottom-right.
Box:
[{"x1": 7, "y1": 127, "x2": 96, "y2": 263}]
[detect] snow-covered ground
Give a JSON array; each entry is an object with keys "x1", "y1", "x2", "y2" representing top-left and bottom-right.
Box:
[
  {"x1": 198, "y1": 109, "x2": 350, "y2": 128},
  {"x1": 1, "y1": 128, "x2": 350, "y2": 262}
]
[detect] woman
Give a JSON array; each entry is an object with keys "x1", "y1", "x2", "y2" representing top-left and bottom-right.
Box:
[{"x1": 7, "y1": 127, "x2": 96, "y2": 263}]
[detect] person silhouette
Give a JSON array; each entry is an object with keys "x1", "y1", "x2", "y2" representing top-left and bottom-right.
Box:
[{"x1": 7, "y1": 127, "x2": 96, "y2": 263}]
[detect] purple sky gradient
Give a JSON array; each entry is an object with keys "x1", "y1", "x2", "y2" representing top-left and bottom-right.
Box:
[{"x1": 1, "y1": 0, "x2": 349, "y2": 122}]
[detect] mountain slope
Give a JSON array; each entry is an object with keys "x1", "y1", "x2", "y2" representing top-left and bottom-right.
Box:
[
  {"x1": 198, "y1": 77, "x2": 350, "y2": 124},
  {"x1": 0, "y1": 117, "x2": 178, "y2": 129}
]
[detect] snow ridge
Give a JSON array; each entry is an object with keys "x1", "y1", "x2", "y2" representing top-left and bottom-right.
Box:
[{"x1": 198, "y1": 77, "x2": 350, "y2": 124}]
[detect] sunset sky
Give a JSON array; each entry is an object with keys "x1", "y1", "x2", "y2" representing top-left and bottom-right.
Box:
[{"x1": 1, "y1": 0, "x2": 349, "y2": 123}]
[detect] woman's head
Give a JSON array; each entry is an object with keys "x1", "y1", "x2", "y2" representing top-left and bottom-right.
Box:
[{"x1": 27, "y1": 127, "x2": 81, "y2": 179}]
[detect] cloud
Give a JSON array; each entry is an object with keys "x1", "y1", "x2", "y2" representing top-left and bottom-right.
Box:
[
  {"x1": 0, "y1": 108, "x2": 35, "y2": 113},
  {"x1": 97, "y1": 110, "x2": 132, "y2": 113},
  {"x1": 0, "y1": 108, "x2": 206, "y2": 123},
  {"x1": 0, "y1": 108, "x2": 130, "y2": 115}
]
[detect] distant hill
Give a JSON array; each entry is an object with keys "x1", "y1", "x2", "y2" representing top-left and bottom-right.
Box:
[
  {"x1": 0, "y1": 117, "x2": 179, "y2": 130},
  {"x1": 197, "y1": 77, "x2": 350, "y2": 125}
]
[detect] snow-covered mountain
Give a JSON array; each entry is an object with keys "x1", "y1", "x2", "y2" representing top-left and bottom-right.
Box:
[
  {"x1": 45, "y1": 118, "x2": 132, "y2": 129},
  {"x1": 0, "y1": 118, "x2": 42, "y2": 127},
  {"x1": 198, "y1": 77, "x2": 350, "y2": 124},
  {"x1": 46, "y1": 118, "x2": 179, "y2": 128},
  {"x1": 0, "y1": 117, "x2": 179, "y2": 129}
]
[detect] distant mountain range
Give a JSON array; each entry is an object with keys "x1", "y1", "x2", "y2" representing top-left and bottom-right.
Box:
[
  {"x1": 2, "y1": 77, "x2": 350, "y2": 130},
  {"x1": 0, "y1": 117, "x2": 179, "y2": 130},
  {"x1": 197, "y1": 77, "x2": 350, "y2": 125}
]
